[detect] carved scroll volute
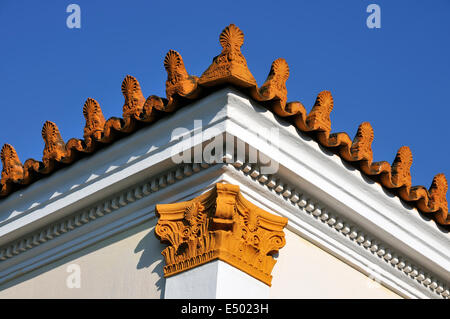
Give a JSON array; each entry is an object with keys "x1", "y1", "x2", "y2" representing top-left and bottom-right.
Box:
[
  {"x1": 199, "y1": 24, "x2": 257, "y2": 88},
  {"x1": 1, "y1": 144, "x2": 24, "y2": 184},
  {"x1": 121, "y1": 75, "x2": 146, "y2": 119},
  {"x1": 42, "y1": 121, "x2": 66, "y2": 164},
  {"x1": 83, "y1": 98, "x2": 106, "y2": 145},
  {"x1": 214, "y1": 183, "x2": 238, "y2": 229},
  {"x1": 164, "y1": 50, "x2": 198, "y2": 104},
  {"x1": 429, "y1": 174, "x2": 449, "y2": 225},
  {"x1": 155, "y1": 183, "x2": 288, "y2": 286},
  {"x1": 306, "y1": 90, "x2": 334, "y2": 134},
  {"x1": 259, "y1": 58, "x2": 290, "y2": 110}
]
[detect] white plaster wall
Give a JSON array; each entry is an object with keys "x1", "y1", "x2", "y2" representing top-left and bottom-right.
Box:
[
  {"x1": 270, "y1": 228, "x2": 401, "y2": 299},
  {"x1": 0, "y1": 222, "x2": 403, "y2": 299},
  {"x1": 0, "y1": 219, "x2": 165, "y2": 299},
  {"x1": 165, "y1": 260, "x2": 269, "y2": 299}
]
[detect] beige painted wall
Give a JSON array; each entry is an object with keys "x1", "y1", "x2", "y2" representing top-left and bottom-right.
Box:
[
  {"x1": 270, "y1": 228, "x2": 401, "y2": 299},
  {"x1": 0, "y1": 221, "x2": 401, "y2": 298},
  {"x1": 0, "y1": 219, "x2": 166, "y2": 299}
]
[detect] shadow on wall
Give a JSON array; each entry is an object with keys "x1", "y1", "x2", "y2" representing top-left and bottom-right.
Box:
[
  {"x1": 0, "y1": 220, "x2": 167, "y2": 298},
  {"x1": 134, "y1": 227, "x2": 166, "y2": 297}
]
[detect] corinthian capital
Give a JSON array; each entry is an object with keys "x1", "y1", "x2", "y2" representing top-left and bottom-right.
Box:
[{"x1": 155, "y1": 183, "x2": 288, "y2": 286}]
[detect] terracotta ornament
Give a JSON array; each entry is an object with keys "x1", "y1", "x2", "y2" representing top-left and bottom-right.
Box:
[
  {"x1": 0, "y1": 144, "x2": 24, "y2": 193},
  {"x1": 121, "y1": 75, "x2": 146, "y2": 119},
  {"x1": 199, "y1": 24, "x2": 257, "y2": 88},
  {"x1": 155, "y1": 183, "x2": 288, "y2": 285},
  {"x1": 429, "y1": 174, "x2": 449, "y2": 225},
  {"x1": 390, "y1": 146, "x2": 413, "y2": 188},
  {"x1": 349, "y1": 122, "x2": 375, "y2": 162},
  {"x1": 0, "y1": 23, "x2": 446, "y2": 229},
  {"x1": 306, "y1": 90, "x2": 334, "y2": 134},
  {"x1": 259, "y1": 58, "x2": 290, "y2": 114},
  {"x1": 83, "y1": 98, "x2": 106, "y2": 146},
  {"x1": 41, "y1": 121, "x2": 66, "y2": 166},
  {"x1": 164, "y1": 50, "x2": 198, "y2": 109}
]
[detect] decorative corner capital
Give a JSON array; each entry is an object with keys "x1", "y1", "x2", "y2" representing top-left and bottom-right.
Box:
[{"x1": 155, "y1": 183, "x2": 288, "y2": 286}]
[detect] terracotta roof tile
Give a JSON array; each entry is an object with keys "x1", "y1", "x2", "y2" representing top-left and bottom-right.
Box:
[{"x1": 1, "y1": 24, "x2": 448, "y2": 229}]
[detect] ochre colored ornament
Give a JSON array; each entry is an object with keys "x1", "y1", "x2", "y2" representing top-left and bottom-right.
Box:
[
  {"x1": 429, "y1": 174, "x2": 449, "y2": 225},
  {"x1": 164, "y1": 50, "x2": 198, "y2": 107},
  {"x1": 83, "y1": 98, "x2": 106, "y2": 146},
  {"x1": 155, "y1": 183, "x2": 288, "y2": 286},
  {"x1": 0, "y1": 144, "x2": 24, "y2": 185},
  {"x1": 121, "y1": 75, "x2": 146, "y2": 119},
  {"x1": 0, "y1": 23, "x2": 447, "y2": 229},
  {"x1": 199, "y1": 24, "x2": 257, "y2": 88},
  {"x1": 350, "y1": 122, "x2": 374, "y2": 162},
  {"x1": 42, "y1": 121, "x2": 66, "y2": 165},
  {"x1": 306, "y1": 90, "x2": 334, "y2": 134}
]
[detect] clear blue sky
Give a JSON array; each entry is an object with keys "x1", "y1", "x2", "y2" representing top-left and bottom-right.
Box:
[{"x1": 0, "y1": 0, "x2": 448, "y2": 189}]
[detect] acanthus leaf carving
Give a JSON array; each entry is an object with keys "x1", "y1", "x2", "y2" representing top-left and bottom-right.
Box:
[{"x1": 155, "y1": 183, "x2": 288, "y2": 286}]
